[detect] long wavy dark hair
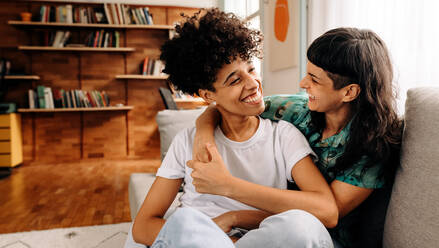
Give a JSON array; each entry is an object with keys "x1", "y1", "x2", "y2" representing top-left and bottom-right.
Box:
[{"x1": 307, "y1": 27, "x2": 402, "y2": 183}]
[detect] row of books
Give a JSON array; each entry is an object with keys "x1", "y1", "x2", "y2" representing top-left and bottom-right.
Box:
[
  {"x1": 104, "y1": 4, "x2": 154, "y2": 25},
  {"x1": 141, "y1": 57, "x2": 165, "y2": 76},
  {"x1": 28, "y1": 86, "x2": 110, "y2": 109},
  {"x1": 41, "y1": 30, "x2": 120, "y2": 48},
  {"x1": 85, "y1": 30, "x2": 120, "y2": 48},
  {"x1": 38, "y1": 4, "x2": 154, "y2": 25}
]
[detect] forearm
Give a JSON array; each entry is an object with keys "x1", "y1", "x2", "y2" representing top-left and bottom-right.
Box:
[
  {"x1": 232, "y1": 210, "x2": 272, "y2": 230},
  {"x1": 196, "y1": 104, "x2": 220, "y2": 131},
  {"x1": 132, "y1": 217, "x2": 166, "y2": 246},
  {"x1": 226, "y1": 177, "x2": 337, "y2": 227}
]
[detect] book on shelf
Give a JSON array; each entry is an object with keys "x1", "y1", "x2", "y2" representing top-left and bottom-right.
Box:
[
  {"x1": 141, "y1": 57, "x2": 165, "y2": 76},
  {"x1": 28, "y1": 86, "x2": 111, "y2": 109},
  {"x1": 84, "y1": 30, "x2": 119, "y2": 48},
  {"x1": 44, "y1": 31, "x2": 71, "y2": 47},
  {"x1": 28, "y1": 89, "x2": 36, "y2": 109}
]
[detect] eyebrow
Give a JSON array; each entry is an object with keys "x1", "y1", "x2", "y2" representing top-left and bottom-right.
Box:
[
  {"x1": 308, "y1": 72, "x2": 320, "y2": 80},
  {"x1": 223, "y1": 70, "x2": 237, "y2": 85},
  {"x1": 222, "y1": 61, "x2": 253, "y2": 85}
]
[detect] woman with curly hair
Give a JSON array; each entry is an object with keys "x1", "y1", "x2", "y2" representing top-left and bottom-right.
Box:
[
  {"x1": 191, "y1": 21, "x2": 402, "y2": 248},
  {"x1": 124, "y1": 8, "x2": 339, "y2": 248}
]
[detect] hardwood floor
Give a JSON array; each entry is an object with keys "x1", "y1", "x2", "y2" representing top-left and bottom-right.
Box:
[{"x1": 0, "y1": 160, "x2": 160, "y2": 234}]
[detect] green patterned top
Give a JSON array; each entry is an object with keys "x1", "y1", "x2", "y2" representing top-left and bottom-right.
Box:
[{"x1": 260, "y1": 92, "x2": 385, "y2": 247}]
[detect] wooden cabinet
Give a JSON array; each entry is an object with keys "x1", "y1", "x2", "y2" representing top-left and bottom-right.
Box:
[{"x1": 0, "y1": 114, "x2": 23, "y2": 167}]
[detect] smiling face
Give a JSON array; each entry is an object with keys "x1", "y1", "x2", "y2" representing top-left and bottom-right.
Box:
[
  {"x1": 199, "y1": 58, "x2": 265, "y2": 117},
  {"x1": 299, "y1": 61, "x2": 349, "y2": 114}
]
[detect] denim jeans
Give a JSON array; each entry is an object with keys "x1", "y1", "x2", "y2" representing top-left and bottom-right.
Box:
[{"x1": 124, "y1": 207, "x2": 336, "y2": 248}]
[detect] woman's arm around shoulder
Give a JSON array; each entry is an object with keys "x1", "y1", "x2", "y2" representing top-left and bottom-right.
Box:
[
  {"x1": 132, "y1": 177, "x2": 183, "y2": 246},
  {"x1": 193, "y1": 104, "x2": 221, "y2": 162}
]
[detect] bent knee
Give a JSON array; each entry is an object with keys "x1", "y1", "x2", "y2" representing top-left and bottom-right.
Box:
[{"x1": 261, "y1": 210, "x2": 332, "y2": 247}]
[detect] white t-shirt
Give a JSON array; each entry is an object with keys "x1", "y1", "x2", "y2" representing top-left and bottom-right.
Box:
[{"x1": 156, "y1": 117, "x2": 316, "y2": 218}]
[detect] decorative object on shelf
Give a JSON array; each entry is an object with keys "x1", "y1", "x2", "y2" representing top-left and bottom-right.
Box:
[{"x1": 20, "y1": 12, "x2": 32, "y2": 22}]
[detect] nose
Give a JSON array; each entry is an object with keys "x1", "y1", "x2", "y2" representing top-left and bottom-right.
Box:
[
  {"x1": 299, "y1": 76, "x2": 309, "y2": 89},
  {"x1": 243, "y1": 73, "x2": 261, "y2": 90}
]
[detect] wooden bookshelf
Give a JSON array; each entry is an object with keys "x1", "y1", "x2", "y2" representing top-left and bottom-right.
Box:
[
  {"x1": 18, "y1": 46, "x2": 135, "y2": 52},
  {"x1": 115, "y1": 75, "x2": 167, "y2": 80},
  {"x1": 4, "y1": 75, "x2": 40, "y2": 80},
  {"x1": 0, "y1": 2, "x2": 200, "y2": 163},
  {"x1": 8, "y1": 21, "x2": 174, "y2": 30},
  {"x1": 17, "y1": 106, "x2": 133, "y2": 112}
]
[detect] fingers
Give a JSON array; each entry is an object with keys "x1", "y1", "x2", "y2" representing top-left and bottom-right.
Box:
[
  {"x1": 205, "y1": 143, "x2": 221, "y2": 162},
  {"x1": 186, "y1": 160, "x2": 195, "y2": 169},
  {"x1": 186, "y1": 159, "x2": 207, "y2": 169}
]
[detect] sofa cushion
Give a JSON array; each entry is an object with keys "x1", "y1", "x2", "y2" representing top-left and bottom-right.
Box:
[
  {"x1": 129, "y1": 173, "x2": 182, "y2": 220},
  {"x1": 156, "y1": 107, "x2": 207, "y2": 160},
  {"x1": 383, "y1": 87, "x2": 439, "y2": 248}
]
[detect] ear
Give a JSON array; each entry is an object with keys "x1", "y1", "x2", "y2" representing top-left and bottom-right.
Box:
[
  {"x1": 342, "y1": 84, "x2": 361, "y2": 103},
  {"x1": 198, "y1": 89, "x2": 216, "y2": 104}
]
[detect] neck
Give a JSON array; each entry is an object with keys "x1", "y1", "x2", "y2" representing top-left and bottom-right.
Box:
[
  {"x1": 323, "y1": 104, "x2": 352, "y2": 138},
  {"x1": 218, "y1": 109, "x2": 259, "y2": 142}
]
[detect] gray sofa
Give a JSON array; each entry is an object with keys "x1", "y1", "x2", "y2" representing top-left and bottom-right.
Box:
[{"x1": 128, "y1": 87, "x2": 439, "y2": 247}]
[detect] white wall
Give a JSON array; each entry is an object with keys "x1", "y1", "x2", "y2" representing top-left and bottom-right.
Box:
[
  {"x1": 31, "y1": 0, "x2": 218, "y2": 8},
  {"x1": 261, "y1": 0, "x2": 301, "y2": 95}
]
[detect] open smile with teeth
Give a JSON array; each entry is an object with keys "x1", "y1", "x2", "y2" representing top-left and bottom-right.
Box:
[
  {"x1": 309, "y1": 94, "x2": 316, "y2": 100},
  {"x1": 242, "y1": 91, "x2": 262, "y2": 103}
]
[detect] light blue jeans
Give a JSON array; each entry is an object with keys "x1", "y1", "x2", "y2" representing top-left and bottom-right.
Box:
[{"x1": 124, "y1": 207, "x2": 339, "y2": 248}]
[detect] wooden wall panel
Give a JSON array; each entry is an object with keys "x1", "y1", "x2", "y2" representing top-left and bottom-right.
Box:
[
  {"x1": 35, "y1": 113, "x2": 81, "y2": 162},
  {"x1": 125, "y1": 29, "x2": 168, "y2": 74},
  {"x1": 21, "y1": 114, "x2": 34, "y2": 162},
  {"x1": 0, "y1": 3, "x2": 28, "y2": 48},
  {"x1": 127, "y1": 79, "x2": 166, "y2": 158},
  {"x1": 81, "y1": 53, "x2": 126, "y2": 158},
  {"x1": 32, "y1": 53, "x2": 80, "y2": 90},
  {"x1": 166, "y1": 7, "x2": 201, "y2": 26},
  {"x1": 80, "y1": 53, "x2": 125, "y2": 104},
  {"x1": 148, "y1": 6, "x2": 167, "y2": 25},
  {"x1": 82, "y1": 112, "x2": 127, "y2": 159}
]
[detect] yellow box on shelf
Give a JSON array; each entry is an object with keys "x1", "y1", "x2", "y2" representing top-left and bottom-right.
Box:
[{"x1": 0, "y1": 113, "x2": 23, "y2": 167}]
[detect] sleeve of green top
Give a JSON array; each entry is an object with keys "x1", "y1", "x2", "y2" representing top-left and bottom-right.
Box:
[
  {"x1": 261, "y1": 93, "x2": 311, "y2": 135},
  {"x1": 335, "y1": 156, "x2": 385, "y2": 189}
]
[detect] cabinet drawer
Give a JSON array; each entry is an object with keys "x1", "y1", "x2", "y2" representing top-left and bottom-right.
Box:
[
  {"x1": 0, "y1": 115, "x2": 11, "y2": 127},
  {"x1": 0, "y1": 154, "x2": 11, "y2": 166},
  {"x1": 0, "y1": 129, "x2": 10, "y2": 140},
  {"x1": 0, "y1": 141, "x2": 11, "y2": 153}
]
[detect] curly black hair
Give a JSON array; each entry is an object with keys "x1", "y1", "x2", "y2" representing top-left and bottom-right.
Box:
[{"x1": 160, "y1": 8, "x2": 263, "y2": 95}]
